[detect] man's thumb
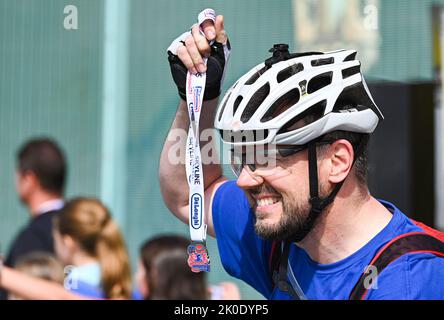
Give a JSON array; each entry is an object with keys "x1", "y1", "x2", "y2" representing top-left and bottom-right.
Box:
[
  {"x1": 201, "y1": 20, "x2": 216, "y2": 40},
  {"x1": 215, "y1": 15, "x2": 227, "y2": 44}
]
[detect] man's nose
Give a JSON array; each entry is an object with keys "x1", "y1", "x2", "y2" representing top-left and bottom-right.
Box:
[{"x1": 236, "y1": 167, "x2": 264, "y2": 189}]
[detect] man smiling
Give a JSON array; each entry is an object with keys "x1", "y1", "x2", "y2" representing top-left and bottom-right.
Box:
[{"x1": 159, "y1": 11, "x2": 444, "y2": 299}]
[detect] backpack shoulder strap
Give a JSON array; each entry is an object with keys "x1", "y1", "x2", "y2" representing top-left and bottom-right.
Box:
[
  {"x1": 412, "y1": 219, "x2": 444, "y2": 241},
  {"x1": 349, "y1": 231, "x2": 444, "y2": 300},
  {"x1": 268, "y1": 241, "x2": 305, "y2": 299},
  {"x1": 268, "y1": 240, "x2": 284, "y2": 288}
]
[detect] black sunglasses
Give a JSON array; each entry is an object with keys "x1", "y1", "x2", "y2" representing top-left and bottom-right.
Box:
[{"x1": 229, "y1": 139, "x2": 334, "y2": 177}]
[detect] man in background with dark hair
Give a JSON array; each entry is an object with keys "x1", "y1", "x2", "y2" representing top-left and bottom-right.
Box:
[{"x1": 5, "y1": 138, "x2": 66, "y2": 273}]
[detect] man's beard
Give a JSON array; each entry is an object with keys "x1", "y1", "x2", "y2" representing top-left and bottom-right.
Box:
[{"x1": 252, "y1": 184, "x2": 328, "y2": 243}]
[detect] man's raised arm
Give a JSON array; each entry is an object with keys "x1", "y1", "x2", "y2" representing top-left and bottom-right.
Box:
[{"x1": 159, "y1": 14, "x2": 229, "y2": 237}]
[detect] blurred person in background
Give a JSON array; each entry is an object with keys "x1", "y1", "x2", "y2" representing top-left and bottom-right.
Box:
[
  {"x1": 0, "y1": 138, "x2": 66, "y2": 299},
  {"x1": 7, "y1": 138, "x2": 66, "y2": 266},
  {"x1": 0, "y1": 198, "x2": 132, "y2": 300},
  {"x1": 135, "y1": 234, "x2": 240, "y2": 300},
  {"x1": 8, "y1": 252, "x2": 64, "y2": 300}
]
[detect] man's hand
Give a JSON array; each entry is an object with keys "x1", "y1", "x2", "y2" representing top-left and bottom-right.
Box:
[
  {"x1": 177, "y1": 15, "x2": 228, "y2": 74},
  {"x1": 167, "y1": 13, "x2": 230, "y2": 101}
]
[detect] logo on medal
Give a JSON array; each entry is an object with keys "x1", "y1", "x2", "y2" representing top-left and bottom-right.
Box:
[{"x1": 187, "y1": 242, "x2": 210, "y2": 273}]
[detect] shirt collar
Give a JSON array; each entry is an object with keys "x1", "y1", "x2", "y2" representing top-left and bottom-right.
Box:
[{"x1": 36, "y1": 199, "x2": 64, "y2": 215}]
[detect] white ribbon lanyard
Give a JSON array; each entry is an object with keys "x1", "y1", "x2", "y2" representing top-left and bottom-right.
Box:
[
  {"x1": 186, "y1": 66, "x2": 207, "y2": 243},
  {"x1": 185, "y1": 9, "x2": 216, "y2": 273}
]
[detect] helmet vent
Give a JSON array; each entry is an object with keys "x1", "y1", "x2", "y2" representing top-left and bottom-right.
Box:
[
  {"x1": 343, "y1": 52, "x2": 357, "y2": 62},
  {"x1": 311, "y1": 57, "x2": 334, "y2": 67},
  {"x1": 233, "y1": 95, "x2": 243, "y2": 115},
  {"x1": 277, "y1": 100, "x2": 326, "y2": 135},
  {"x1": 332, "y1": 83, "x2": 375, "y2": 114},
  {"x1": 307, "y1": 72, "x2": 333, "y2": 94},
  {"x1": 277, "y1": 63, "x2": 304, "y2": 83},
  {"x1": 218, "y1": 91, "x2": 232, "y2": 121},
  {"x1": 241, "y1": 82, "x2": 270, "y2": 122},
  {"x1": 261, "y1": 88, "x2": 300, "y2": 122},
  {"x1": 342, "y1": 65, "x2": 361, "y2": 79},
  {"x1": 333, "y1": 83, "x2": 383, "y2": 121},
  {"x1": 219, "y1": 129, "x2": 269, "y2": 143},
  {"x1": 245, "y1": 66, "x2": 268, "y2": 85}
]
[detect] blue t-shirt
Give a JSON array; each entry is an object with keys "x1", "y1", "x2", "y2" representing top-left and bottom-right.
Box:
[{"x1": 212, "y1": 181, "x2": 444, "y2": 300}]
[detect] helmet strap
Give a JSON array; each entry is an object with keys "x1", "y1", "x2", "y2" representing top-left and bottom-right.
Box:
[
  {"x1": 308, "y1": 142, "x2": 342, "y2": 215},
  {"x1": 274, "y1": 136, "x2": 368, "y2": 300},
  {"x1": 307, "y1": 135, "x2": 368, "y2": 216}
]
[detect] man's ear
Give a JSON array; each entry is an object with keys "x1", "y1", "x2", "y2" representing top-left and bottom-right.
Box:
[
  {"x1": 20, "y1": 170, "x2": 39, "y2": 189},
  {"x1": 327, "y1": 139, "x2": 354, "y2": 184}
]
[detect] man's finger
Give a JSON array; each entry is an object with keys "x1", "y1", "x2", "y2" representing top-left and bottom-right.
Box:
[
  {"x1": 184, "y1": 35, "x2": 206, "y2": 73},
  {"x1": 215, "y1": 15, "x2": 227, "y2": 44},
  {"x1": 177, "y1": 45, "x2": 198, "y2": 74},
  {"x1": 191, "y1": 24, "x2": 211, "y2": 57}
]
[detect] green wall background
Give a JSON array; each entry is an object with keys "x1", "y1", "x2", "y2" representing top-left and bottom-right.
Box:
[
  {"x1": 0, "y1": 0, "x2": 103, "y2": 259},
  {"x1": 0, "y1": 0, "x2": 442, "y2": 299}
]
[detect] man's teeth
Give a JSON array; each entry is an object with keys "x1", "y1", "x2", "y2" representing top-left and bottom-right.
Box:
[{"x1": 257, "y1": 197, "x2": 280, "y2": 207}]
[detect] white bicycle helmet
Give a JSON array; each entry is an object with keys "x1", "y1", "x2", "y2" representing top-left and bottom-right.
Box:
[
  {"x1": 215, "y1": 45, "x2": 385, "y2": 243},
  {"x1": 215, "y1": 44, "x2": 383, "y2": 147}
]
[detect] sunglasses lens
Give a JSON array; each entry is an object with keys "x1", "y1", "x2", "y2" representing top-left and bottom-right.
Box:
[
  {"x1": 230, "y1": 152, "x2": 243, "y2": 177},
  {"x1": 230, "y1": 149, "x2": 271, "y2": 177},
  {"x1": 278, "y1": 146, "x2": 305, "y2": 157}
]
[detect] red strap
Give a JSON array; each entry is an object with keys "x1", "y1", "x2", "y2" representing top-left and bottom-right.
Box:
[
  {"x1": 412, "y1": 219, "x2": 444, "y2": 241},
  {"x1": 349, "y1": 230, "x2": 444, "y2": 300},
  {"x1": 269, "y1": 241, "x2": 279, "y2": 269}
]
